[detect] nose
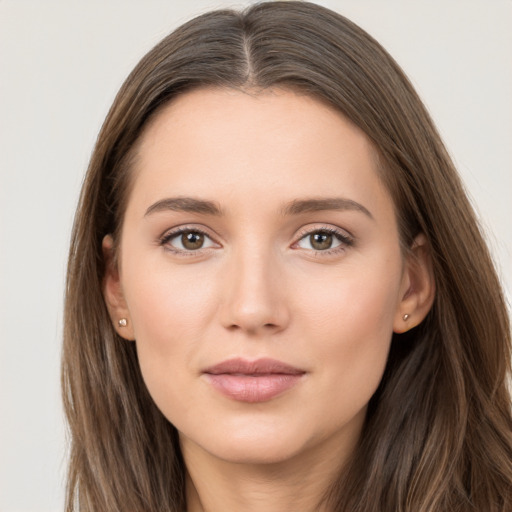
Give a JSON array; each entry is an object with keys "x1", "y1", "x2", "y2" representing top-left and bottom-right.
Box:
[{"x1": 219, "y1": 248, "x2": 290, "y2": 336}]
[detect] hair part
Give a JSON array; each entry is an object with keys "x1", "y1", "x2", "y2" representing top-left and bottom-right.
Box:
[{"x1": 63, "y1": 2, "x2": 512, "y2": 511}]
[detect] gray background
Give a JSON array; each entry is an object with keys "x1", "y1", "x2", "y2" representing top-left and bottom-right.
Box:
[{"x1": 1, "y1": 1, "x2": 510, "y2": 510}]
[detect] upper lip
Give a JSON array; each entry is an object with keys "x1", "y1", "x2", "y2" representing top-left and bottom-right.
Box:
[{"x1": 203, "y1": 357, "x2": 305, "y2": 375}]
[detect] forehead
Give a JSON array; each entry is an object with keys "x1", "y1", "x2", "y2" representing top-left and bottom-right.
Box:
[{"x1": 127, "y1": 87, "x2": 394, "y2": 221}]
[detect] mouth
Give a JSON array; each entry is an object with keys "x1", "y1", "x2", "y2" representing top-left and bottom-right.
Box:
[{"x1": 202, "y1": 357, "x2": 306, "y2": 403}]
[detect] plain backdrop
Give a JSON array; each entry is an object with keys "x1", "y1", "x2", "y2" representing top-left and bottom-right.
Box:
[{"x1": 1, "y1": 1, "x2": 510, "y2": 511}]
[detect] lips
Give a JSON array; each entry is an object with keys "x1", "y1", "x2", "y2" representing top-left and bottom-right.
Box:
[{"x1": 203, "y1": 358, "x2": 305, "y2": 403}]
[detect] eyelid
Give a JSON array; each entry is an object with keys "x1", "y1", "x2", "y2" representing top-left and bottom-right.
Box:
[
  {"x1": 158, "y1": 224, "x2": 222, "y2": 254},
  {"x1": 157, "y1": 223, "x2": 354, "y2": 256},
  {"x1": 292, "y1": 224, "x2": 354, "y2": 253}
]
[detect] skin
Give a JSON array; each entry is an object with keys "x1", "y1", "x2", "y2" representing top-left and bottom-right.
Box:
[{"x1": 103, "y1": 88, "x2": 434, "y2": 512}]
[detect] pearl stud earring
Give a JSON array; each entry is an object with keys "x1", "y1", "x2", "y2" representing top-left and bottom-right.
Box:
[
  {"x1": 403, "y1": 314, "x2": 410, "y2": 321},
  {"x1": 118, "y1": 318, "x2": 127, "y2": 327}
]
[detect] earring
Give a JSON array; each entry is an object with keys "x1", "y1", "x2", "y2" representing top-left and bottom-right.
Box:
[
  {"x1": 403, "y1": 314, "x2": 410, "y2": 321},
  {"x1": 118, "y1": 318, "x2": 128, "y2": 327}
]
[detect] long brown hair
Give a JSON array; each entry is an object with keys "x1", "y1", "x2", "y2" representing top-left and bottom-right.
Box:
[{"x1": 62, "y1": 2, "x2": 512, "y2": 510}]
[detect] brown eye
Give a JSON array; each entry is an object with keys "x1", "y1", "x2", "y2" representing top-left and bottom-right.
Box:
[
  {"x1": 163, "y1": 229, "x2": 217, "y2": 252},
  {"x1": 296, "y1": 228, "x2": 350, "y2": 253},
  {"x1": 181, "y1": 231, "x2": 205, "y2": 250},
  {"x1": 310, "y1": 232, "x2": 333, "y2": 250}
]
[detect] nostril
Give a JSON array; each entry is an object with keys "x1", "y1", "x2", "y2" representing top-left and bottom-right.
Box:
[{"x1": 225, "y1": 321, "x2": 283, "y2": 335}]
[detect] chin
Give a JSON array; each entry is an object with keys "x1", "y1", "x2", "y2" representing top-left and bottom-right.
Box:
[
  {"x1": 207, "y1": 438, "x2": 305, "y2": 466},
  {"x1": 180, "y1": 417, "x2": 313, "y2": 466}
]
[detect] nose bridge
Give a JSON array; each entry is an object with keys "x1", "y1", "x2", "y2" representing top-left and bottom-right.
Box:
[{"x1": 221, "y1": 239, "x2": 288, "y2": 334}]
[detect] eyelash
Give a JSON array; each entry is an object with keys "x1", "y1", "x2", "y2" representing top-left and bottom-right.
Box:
[
  {"x1": 158, "y1": 225, "x2": 354, "y2": 257},
  {"x1": 293, "y1": 226, "x2": 354, "y2": 256},
  {"x1": 159, "y1": 226, "x2": 216, "y2": 257}
]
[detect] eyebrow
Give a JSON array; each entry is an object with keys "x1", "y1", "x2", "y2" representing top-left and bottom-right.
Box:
[
  {"x1": 144, "y1": 196, "x2": 373, "y2": 219},
  {"x1": 282, "y1": 197, "x2": 373, "y2": 219},
  {"x1": 145, "y1": 197, "x2": 223, "y2": 217}
]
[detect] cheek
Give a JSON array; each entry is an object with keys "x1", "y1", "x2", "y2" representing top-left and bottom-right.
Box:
[
  {"x1": 121, "y1": 255, "x2": 219, "y2": 396},
  {"x1": 295, "y1": 256, "x2": 402, "y2": 409},
  {"x1": 125, "y1": 261, "x2": 218, "y2": 338},
  {"x1": 298, "y1": 254, "x2": 401, "y2": 339}
]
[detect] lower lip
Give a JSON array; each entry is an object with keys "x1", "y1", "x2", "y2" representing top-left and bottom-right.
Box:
[{"x1": 205, "y1": 373, "x2": 303, "y2": 403}]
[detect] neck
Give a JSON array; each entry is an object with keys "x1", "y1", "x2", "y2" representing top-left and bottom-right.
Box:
[{"x1": 182, "y1": 436, "x2": 351, "y2": 512}]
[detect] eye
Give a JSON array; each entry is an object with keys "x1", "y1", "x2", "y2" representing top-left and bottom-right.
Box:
[
  {"x1": 295, "y1": 228, "x2": 352, "y2": 252},
  {"x1": 161, "y1": 228, "x2": 217, "y2": 252}
]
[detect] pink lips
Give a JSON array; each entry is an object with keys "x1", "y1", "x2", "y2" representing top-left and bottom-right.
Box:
[{"x1": 203, "y1": 358, "x2": 305, "y2": 403}]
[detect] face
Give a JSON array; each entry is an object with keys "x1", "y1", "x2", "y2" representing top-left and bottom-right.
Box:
[{"x1": 105, "y1": 88, "x2": 413, "y2": 468}]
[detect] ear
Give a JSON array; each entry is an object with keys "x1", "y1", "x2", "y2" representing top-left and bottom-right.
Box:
[
  {"x1": 102, "y1": 234, "x2": 135, "y2": 341},
  {"x1": 393, "y1": 233, "x2": 436, "y2": 333}
]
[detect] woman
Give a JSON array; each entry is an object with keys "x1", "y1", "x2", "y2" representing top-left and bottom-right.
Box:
[{"x1": 62, "y1": 2, "x2": 512, "y2": 511}]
